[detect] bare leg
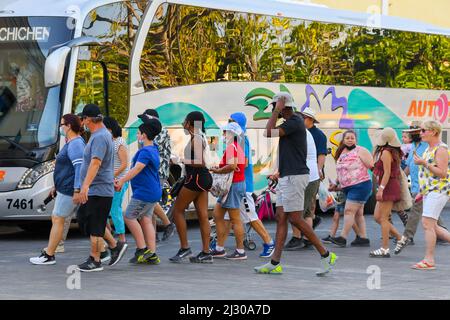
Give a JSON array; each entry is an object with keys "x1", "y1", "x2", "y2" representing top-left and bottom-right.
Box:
[
  {"x1": 90, "y1": 236, "x2": 103, "y2": 262},
  {"x1": 422, "y1": 217, "x2": 437, "y2": 264},
  {"x1": 172, "y1": 187, "x2": 199, "y2": 249},
  {"x1": 340, "y1": 202, "x2": 359, "y2": 239},
  {"x1": 214, "y1": 203, "x2": 228, "y2": 248},
  {"x1": 271, "y1": 207, "x2": 289, "y2": 262},
  {"x1": 249, "y1": 219, "x2": 272, "y2": 244},
  {"x1": 354, "y1": 205, "x2": 367, "y2": 238},
  {"x1": 125, "y1": 217, "x2": 146, "y2": 249},
  {"x1": 140, "y1": 215, "x2": 156, "y2": 252},
  {"x1": 228, "y1": 208, "x2": 245, "y2": 250},
  {"x1": 193, "y1": 191, "x2": 211, "y2": 253},
  {"x1": 330, "y1": 212, "x2": 340, "y2": 237},
  {"x1": 154, "y1": 203, "x2": 171, "y2": 226},
  {"x1": 103, "y1": 227, "x2": 117, "y2": 249},
  {"x1": 46, "y1": 216, "x2": 65, "y2": 256}
]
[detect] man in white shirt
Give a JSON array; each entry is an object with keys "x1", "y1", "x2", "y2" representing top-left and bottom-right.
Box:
[{"x1": 285, "y1": 114, "x2": 321, "y2": 250}]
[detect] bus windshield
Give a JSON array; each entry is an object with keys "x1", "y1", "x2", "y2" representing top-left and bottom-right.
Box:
[{"x1": 0, "y1": 17, "x2": 74, "y2": 154}]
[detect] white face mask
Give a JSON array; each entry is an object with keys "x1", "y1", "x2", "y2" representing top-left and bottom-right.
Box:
[{"x1": 59, "y1": 126, "x2": 66, "y2": 137}]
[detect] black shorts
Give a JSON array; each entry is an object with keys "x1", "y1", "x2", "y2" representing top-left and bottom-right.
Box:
[
  {"x1": 77, "y1": 196, "x2": 113, "y2": 237},
  {"x1": 184, "y1": 166, "x2": 213, "y2": 192}
]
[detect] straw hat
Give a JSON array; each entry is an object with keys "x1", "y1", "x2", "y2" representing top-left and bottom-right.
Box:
[
  {"x1": 402, "y1": 121, "x2": 422, "y2": 133},
  {"x1": 376, "y1": 127, "x2": 401, "y2": 148},
  {"x1": 300, "y1": 107, "x2": 320, "y2": 124}
]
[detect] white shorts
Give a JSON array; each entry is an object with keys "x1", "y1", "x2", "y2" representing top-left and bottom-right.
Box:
[
  {"x1": 224, "y1": 192, "x2": 258, "y2": 223},
  {"x1": 423, "y1": 192, "x2": 449, "y2": 220},
  {"x1": 275, "y1": 175, "x2": 309, "y2": 213}
]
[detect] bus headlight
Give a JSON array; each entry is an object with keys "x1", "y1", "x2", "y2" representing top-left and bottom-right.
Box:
[{"x1": 17, "y1": 161, "x2": 55, "y2": 189}]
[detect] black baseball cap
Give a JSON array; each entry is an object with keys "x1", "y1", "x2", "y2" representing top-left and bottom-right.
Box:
[
  {"x1": 138, "y1": 109, "x2": 160, "y2": 123},
  {"x1": 143, "y1": 109, "x2": 159, "y2": 118},
  {"x1": 81, "y1": 104, "x2": 102, "y2": 118}
]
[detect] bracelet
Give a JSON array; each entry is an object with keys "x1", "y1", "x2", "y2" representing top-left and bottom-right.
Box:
[
  {"x1": 379, "y1": 185, "x2": 385, "y2": 190},
  {"x1": 73, "y1": 188, "x2": 80, "y2": 193}
]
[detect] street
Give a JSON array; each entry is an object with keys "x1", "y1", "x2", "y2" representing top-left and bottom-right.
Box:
[{"x1": 1, "y1": 208, "x2": 450, "y2": 300}]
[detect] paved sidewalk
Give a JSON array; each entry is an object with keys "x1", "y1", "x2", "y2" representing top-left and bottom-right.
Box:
[{"x1": 0, "y1": 210, "x2": 449, "y2": 300}]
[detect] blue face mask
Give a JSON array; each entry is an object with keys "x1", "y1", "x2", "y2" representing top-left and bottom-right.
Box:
[
  {"x1": 83, "y1": 124, "x2": 90, "y2": 133},
  {"x1": 59, "y1": 127, "x2": 66, "y2": 137}
]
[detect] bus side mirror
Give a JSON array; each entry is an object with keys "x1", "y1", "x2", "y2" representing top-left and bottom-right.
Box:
[
  {"x1": 44, "y1": 46, "x2": 71, "y2": 88},
  {"x1": 44, "y1": 36, "x2": 106, "y2": 88}
]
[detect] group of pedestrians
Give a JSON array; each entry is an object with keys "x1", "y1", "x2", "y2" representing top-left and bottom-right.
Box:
[
  {"x1": 324, "y1": 118, "x2": 449, "y2": 269},
  {"x1": 29, "y1": 91, "x2": 449, "y2": 274}
]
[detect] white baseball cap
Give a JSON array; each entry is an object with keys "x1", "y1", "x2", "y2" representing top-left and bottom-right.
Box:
[
  {"x1": 300, "y1": 107, "x2": 320, "y2": 124},
  {"x1": 271, "y1": 92, "x2": 296, "y2": 108},
  {"x1": 222, "y1": 122, "x2": 243, "y2": 136}
]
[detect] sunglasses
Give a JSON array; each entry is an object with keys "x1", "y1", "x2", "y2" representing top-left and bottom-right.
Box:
[
  {"x1": 60, "y1": 123, "x2": 67, "y2": 127},
  {"x1": 228, "y1": 119, "x2": 236, "y2": 123},
  {"x1": 421, "y1": 129, "x2": 429, "y2": 133}
]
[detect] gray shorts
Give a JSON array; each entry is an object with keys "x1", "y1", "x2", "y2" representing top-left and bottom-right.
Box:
[
  {"x1": 125, "y1": 198, "x2": 157, "y2": 220},
  {"x1": 275, "y1": 175, "x2": 309, "y2": 213}
]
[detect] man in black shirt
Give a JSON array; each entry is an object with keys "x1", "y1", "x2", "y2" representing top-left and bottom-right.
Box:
[{"x1": 254, "y1": 92, "x2": 337, "y2": 276}]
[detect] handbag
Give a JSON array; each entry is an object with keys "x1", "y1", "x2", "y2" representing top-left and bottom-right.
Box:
[
  {"x1": 209, "y1": 172, "x2": 233, "y2": 200},
  {"x1": 170, "y1": 176, "x2": 186, "y2": 198},
  {"x1": 392, "y1": 169, "x2": 413, "y2": 212}
]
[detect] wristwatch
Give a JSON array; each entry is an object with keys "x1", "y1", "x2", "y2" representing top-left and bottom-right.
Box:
[{"x1": 73, "y1": 188, "x2": 81, "y2": 193}]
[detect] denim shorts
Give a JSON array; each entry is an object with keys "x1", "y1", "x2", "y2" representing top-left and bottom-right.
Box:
[
  {"x1": 53, "y1": 192, "x2": 78, "y2": 218},
  {"x1": 342, "y1": 180, "x2": 372, "y2": 204},
  {"x1": 218, "y1": 181, "x2": 246, "y2": 209},
  {"x1": 125, "y1": 198, "x2": 157, "y2": 220}
]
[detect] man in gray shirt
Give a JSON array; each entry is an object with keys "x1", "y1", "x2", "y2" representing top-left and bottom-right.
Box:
[{"x1": 75, "y1": 104, "x2": 128, "y2": 272}]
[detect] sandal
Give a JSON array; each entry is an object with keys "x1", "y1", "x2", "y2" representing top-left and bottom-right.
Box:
[
  {"x1": 411, "y1": 260, "x2": 436, "y2": 270},
  {"x1": 369, "y1": 248, "x2": 391, "y2": 258}
]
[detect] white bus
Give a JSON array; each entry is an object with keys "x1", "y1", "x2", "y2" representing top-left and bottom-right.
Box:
[{"x1": 0, "y1": 0, "x2": 449, "y2": 226}]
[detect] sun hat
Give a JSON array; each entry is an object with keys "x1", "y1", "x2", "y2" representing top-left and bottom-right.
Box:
[
  {"x1": 300, "y1": 107, "x2": 320, "y2": 124},
  {"x1": 402, "y1": 121, "x2": 422, "y2": 133},
  {"x1": 376, "y1": 127, "x2": 401, "y2": 148},
  {"x1": 222, "y1": 122, "x2": 243, "y2": 136}
]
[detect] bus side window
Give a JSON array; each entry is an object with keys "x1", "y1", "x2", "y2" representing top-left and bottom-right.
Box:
[{"x1": 72, "y1": 60, "x2": 107, "y2": 115}]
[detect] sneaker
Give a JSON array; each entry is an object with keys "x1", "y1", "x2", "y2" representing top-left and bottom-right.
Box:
[
  {"x1": 129, "y1": 248, "x2": 147, "y2": 264},
  {"x1": 210, "y1": 248, "x2": 226, "y2": 258},
  {"x1": 109, "y1": 241, "x2": 128, "y2": 266},
  {"x1": 169, "y1": 248, "x2": 192, "y2": 263},
  {"x1": 138, "y1": 249, "x2": 160, "y2": 265},
  {"x1": 284, "y1": 237, "x2": 305, "y2": 251},
  {"x1": 313, "y1": 216, "x2": 322, "y2": 229},
  {"x1": 303, "y1": 238, "x2": 313, "y2": 247},
  {"x1": 316, "y1": 252, "x2": 338, "y2": 276},
  {"x1": 77, "y1": 256, "x2": 103, "y2": 272},
  {"x1": 162, "y1": 223, "x2": 176, "y2": 241},
  {"x1": 350, "y1": 236, "x2": 370, "y2": 247},
  {"x1": 369, "y1": 247, "x2": 391, "y2": 258},
  {"x1": 190, "y1": 251, "x2": 213, "y2": 263},
  {"x1": 330, "y1": 236, "x2": 347, "y2": 248},
  {"x1": 225, "y1": 250, "x2": 247, "y2": 260},
  {"x1": 322, "y1": 235, "x2": 333, "y2": 244},
  {"x1": 394, "y1": 236, "x2": 409, "y2": 255},
  {"x1": 254, "y1": 262, "x2": 283, "y2": 274},
  {"x1": 100, "y1": 250, "x2": 111, "y2": 263},
  {"x1": 30, "y1": 250, "x2": 55, "y2": 265},
  {"x1": 260, "y1": 243, "x2": 275, "y2": 258}
]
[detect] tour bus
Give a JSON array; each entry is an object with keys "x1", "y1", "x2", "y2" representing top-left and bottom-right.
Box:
[{"x1": 0, "y1": 0, "x2": 449, "y2": 227}]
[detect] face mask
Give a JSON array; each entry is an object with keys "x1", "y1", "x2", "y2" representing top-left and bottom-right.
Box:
[
  {"x1": 59, "y1": 127, "x2": 66, "y2": 137},
  {"x1": 138, "y1": 140, "x2": 144, "y2": 148},
  {"x1": 345, "y1": 144, "x2": 356, "y2": 150},
  {"x1": 83, "y1": 124, "x2": 90, "y2": 133}
]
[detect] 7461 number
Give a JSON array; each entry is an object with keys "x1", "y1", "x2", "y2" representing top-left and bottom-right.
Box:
[{"x1": 6, "y1": 199, "x2": 33, "y2": 210}]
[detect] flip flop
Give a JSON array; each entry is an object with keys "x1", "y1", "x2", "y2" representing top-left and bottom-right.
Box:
[{"x1": 411, "y1": 260, "x2": 436, "y2": 270}]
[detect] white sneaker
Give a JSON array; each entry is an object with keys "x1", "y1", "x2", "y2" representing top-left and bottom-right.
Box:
[{"x1": 30, "y1": 251, "x2": 56, "y2": 265}]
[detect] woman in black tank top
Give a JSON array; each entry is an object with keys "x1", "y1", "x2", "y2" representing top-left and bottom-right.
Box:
[{"x1": 170, "y1": 111, "x2": 213, "y2": 263}]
